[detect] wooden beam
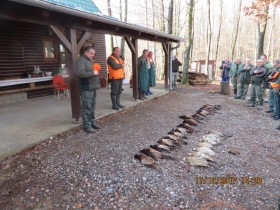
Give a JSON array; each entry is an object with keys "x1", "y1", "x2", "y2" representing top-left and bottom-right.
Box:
[
  {"x1": 124, "y1": 37, "x2": 135, "y2": 54},
  {"x1": 49, "y1": 25, "x2": 72, "y2": 52},
  {"x1": 162, "y1": 43, "x2": 170, "y2": 88},
  {"x1": 131, "y1": 38, "x2": 138, "y2": 99},
  {"x1": 0, "y1": 85, "x2": 53, "y2": 95},
  {"x1": 41, "y1": 9, "x2": 50, "y2": 18},
  {"x1": 115, "y1": 27, "x2": 120, "y2": 31},
  {"x1": 77, "y1": 31, "x2": 92, "y2": 51},
  {"x1": 162, "y1": 43, "x2": 168, "y2": 55},
  {"x1": 85, "y1": 19, "x2": 92, "y2": 26}
]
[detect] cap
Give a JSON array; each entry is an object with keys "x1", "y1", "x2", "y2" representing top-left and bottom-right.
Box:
[{"x1": 93, "y1": 63, "x2": 101, "y2": 71}]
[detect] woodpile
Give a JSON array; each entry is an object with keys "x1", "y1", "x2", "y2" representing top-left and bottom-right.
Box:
[{"x1": 188, "y1": 72, "x2": 210, "y2": 85}]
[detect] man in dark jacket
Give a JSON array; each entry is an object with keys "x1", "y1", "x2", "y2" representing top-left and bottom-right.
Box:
[
  {"x1": 172, "y1": 55, "x2": 182, "y2": 90},
  {"x1": 235, "y1": 57, "x2": 254, "y2": 100},
  {"x1": 219, "y1": 57, "x2": 231, "y2": 82},
  {"x1": 269, "y1": 60, "x2": 280, "y2": 121},
  {"x1": 76, "y1": 46, "x2": 101, "y2": 133},
  {"x1": 248, "y1": 59, "x2": 267, "y2": 110}
]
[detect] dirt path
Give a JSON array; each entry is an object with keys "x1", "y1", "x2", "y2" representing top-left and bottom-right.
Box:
[{"x1": 0, "y1": 84, "x2": 279, "y2": 210}]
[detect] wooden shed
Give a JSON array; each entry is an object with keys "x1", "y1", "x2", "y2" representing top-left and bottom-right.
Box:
[
  {"x1": 190, "y1": 60, "x2": 216, "y2": 80},
  {"x1": 0, "y1": 0, "x2": 182, "y2": 122}
]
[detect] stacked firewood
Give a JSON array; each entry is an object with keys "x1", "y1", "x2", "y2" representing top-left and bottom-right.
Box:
[{"x1": 188, "y1": 72, "x2": 210, "y2": 85}]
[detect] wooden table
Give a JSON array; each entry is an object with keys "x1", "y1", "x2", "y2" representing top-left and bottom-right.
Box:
[{"x1": 0, "y1": 75, "x2": 69, "y2": 94}]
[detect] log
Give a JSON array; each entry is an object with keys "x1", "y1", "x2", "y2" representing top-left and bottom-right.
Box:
[{"x1": 219, "y1": 82, "x2": 230, "y2": 95}]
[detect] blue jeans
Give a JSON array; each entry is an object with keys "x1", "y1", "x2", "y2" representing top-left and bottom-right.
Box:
[
  {"x1": 268, "y1": 88, "x2": 276, "y2": 112},
  {"x1": 222, "y1": 77, "x2": 230, "y2": 82}
]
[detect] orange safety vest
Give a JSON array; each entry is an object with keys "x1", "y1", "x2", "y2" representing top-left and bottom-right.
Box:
[
  {"x1": 108, "y1": 55, "x2": 124, "y2": 79},
  {"x1": 270, "y1": 71, "x2": 280, "y2": 88}
]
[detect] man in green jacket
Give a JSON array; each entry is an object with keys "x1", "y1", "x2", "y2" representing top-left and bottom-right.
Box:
[
  {"x1": 248, "y1": 59, "x2": 267, "y2": 110},
  {"x1": 138, "y1": 49, "x2": 149, "y2": 100},
  {"x1": 76, "y1": 46, "x2": 101, "y2": 133},
  {"x1": 230, "y1": 57, "x2": 244, "y2": 97},
  {"x1": 235, "y1": 57, "x2": 254, "y2": 100},
  {"x1": 260, "y1": 55, "x2": 274, "y2": 113},
  {"x1": 269, "y1": 60, "x2": 280, "y2": 121}
]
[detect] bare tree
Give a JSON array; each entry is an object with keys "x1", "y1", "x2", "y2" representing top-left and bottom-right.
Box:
[
  {"x1": 266, "y1": 6, "x2": 276, "y2": 57},
  {"x1": 231, "y1": 0, "x2": 242, "y2": 60},
  {"x1": 107, "y1": 0, "x2": 114, "y2": 51},
  {"x1": 182, "y1": 0, "x2": 195, "y2": 84},
  {"x1": 205, "y1": 0, "x2": 212, "y2": 76},
  {"x1": 119, "y1": 0, "x2": 128, "y2": 58},
  {"x1": 214, "y1": 0, "x2": 223, "y2": 79},
  {"x1": 168, "y1": 0, "x2": 174, "y2": 34}
]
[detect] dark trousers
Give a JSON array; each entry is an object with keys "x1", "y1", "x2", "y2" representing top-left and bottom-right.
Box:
[
  {"x1": 273, "y1": 91, "x2": 280, "y2": 117},
  {"x1": 111, "y1": 79, "x2": 123, "y2": 96},
  {"x1": 81, "y1": 90, "x2": 96, "y2": 129}
]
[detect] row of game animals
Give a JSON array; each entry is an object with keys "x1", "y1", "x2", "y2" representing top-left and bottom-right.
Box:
[{"x1": 134, "y1": 104, "x2": 232, "y2": 172}]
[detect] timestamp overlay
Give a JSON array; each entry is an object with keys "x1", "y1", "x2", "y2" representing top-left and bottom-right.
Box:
[{"x1": 195, "y1": 176, "x2": 263, "y2": 185}]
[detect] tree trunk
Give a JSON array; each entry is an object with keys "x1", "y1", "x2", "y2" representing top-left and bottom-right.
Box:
[
  {"x1": 214, "y1": 0, "x2": 223, "y2": 79},
  {"x1": 168, "y1": 0, "x2": 174, "y2": 34},
  {"x1": 257, "y1": 7, "x2": 268, "y2": 58},
  {"x1": 266, "y1": 7, "x2": 275, "y2": 58},
  {"x1": 231, "y1": 0, "x2": 242, "y2": 60},
  {"x1": 120, "y1": 0, "x2": 127, "y2": 58},
  {"x1": 161, "y1": 0, "x2": 166, "y2": 32},
  {"x1": 181, "y1": 0, "x2": 195, "y2": 84},
  {"x1": 152, "y1": 0, "x2": 157, "y2": 79},
  {"x1": 205, "y1": 0, "x2": 211, "y2": 76},
  {"x1": 107, "y1": 0, "x2": 114, "y2": 51}
]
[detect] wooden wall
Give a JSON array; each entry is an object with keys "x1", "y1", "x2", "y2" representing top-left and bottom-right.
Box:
[
  {"x1": 86, "y1": 33, "x2": 107, "y2": 81},
  {"x1": 0, "y1": 19, "x2": 61, "y2": 80},
  {"x1": 0, "y1": 19, "x2": 108, "y2": 98}
]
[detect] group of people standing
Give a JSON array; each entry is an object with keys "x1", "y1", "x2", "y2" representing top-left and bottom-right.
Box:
[
  {"x1": 220, "y1": 55, "x2": 280, "y2": 130},
  {"x1": 74, "y1": 46, "x2": 158, "y2": 133},
  {"x1": 137, "y1": 49, "x2": 156, "y2": 100}
]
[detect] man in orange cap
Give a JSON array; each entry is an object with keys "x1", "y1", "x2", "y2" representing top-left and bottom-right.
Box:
[{"x1": 107, "y1": 47, "x2": 125, "y2": 110}]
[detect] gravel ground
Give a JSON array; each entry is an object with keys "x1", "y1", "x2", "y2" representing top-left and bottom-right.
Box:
[{"x1": 0, "y1": 84, "x2": 280, "y2": 210}]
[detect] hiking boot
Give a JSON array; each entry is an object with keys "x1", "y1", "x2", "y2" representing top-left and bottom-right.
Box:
[
  {"x1": 234, "y1": 96, "x2": 241, "y2": 99},
  {"x1": 248, "y1": 103, "x2": 255, "y2": 107},
  {"x1": 84, "y1": 127, "x2": 96, "y2": 133},
  {"x1": 116, "y1": 95, "x2": 125, "y2": 109},
  {"x1": 111, "y1": 94, "x2": 120, "y2": 110},
  {"x1": 265, "y1": 110, "x2": 273, "y2": 113},
  {"x1": 241, "y1": 97, "x2": 246, "y2": 100},
  {"x1": 257, "y1": 105, "x2": 263, "y2": 110},
  {"x1": 142, "y1": 95, "x2": 147, "y2": 99},
  {"x1": 91, "y1": 124, "x2": 101, "y2": 129}
]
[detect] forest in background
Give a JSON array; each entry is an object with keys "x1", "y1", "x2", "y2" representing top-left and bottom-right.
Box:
[{"x1": 93, "y1": 0, "x2": 280, "y2": 81}]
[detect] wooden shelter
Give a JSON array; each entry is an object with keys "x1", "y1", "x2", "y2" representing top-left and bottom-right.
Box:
[{"x1": 0, "y1": 0, "x2": 182, "y2": 122}]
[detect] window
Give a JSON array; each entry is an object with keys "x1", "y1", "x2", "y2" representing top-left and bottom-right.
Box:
[
  {"x1": 42, "y1": 38, "x2": 58, "y2": 61},
  {"x1": 59, "y1": 44, "x2": 66, "y2": 69}
]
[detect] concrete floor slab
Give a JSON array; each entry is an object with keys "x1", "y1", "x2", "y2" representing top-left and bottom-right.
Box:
[{"x1": 0, "y1": 84, "x2": 169, "y2": 160}]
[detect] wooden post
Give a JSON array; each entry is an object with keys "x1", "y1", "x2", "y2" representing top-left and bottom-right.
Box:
[
  {"x1": 162, "y1": 43, "x2": 170, "y2": 89},
  {"x1": 50, "y1": 25, "x2": 92, "y2": 121},
  {"x1": 65, "y1": 28, "x2": 81, "y2": 121},
  {"x1": 124, "y1": 37, "x2": 138, "y2": 99}
]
